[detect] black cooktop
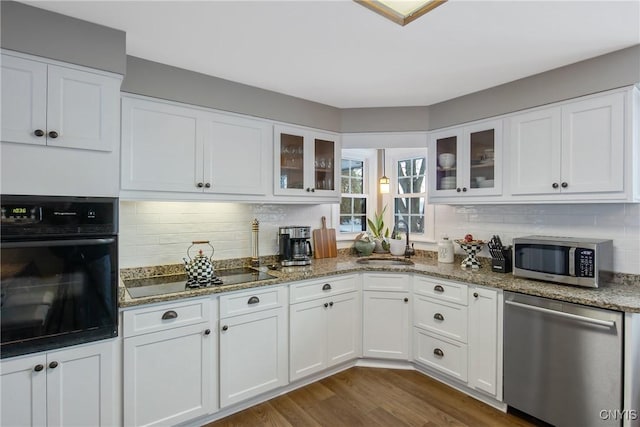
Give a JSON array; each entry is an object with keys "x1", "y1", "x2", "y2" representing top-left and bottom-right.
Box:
[{"x1": 125, "y1": 268, "x2": 276, "y2": 299}]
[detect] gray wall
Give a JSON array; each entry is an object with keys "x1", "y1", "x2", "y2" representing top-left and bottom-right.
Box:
[
  {"x1": 0, "y1": 1, "x2": 126, "y2": 75},
  {"x1": 426, "y1": 44, "x2": 640, "y2": 130},
  {"x1": 340, "y1": 107, "x2": 430, "y2": 133},
  {"x1": 122, "y1": 56, "x2": 342, "y2": 132}
]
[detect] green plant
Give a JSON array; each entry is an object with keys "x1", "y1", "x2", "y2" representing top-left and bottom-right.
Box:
[{"x1": 367, "y1": 206, "x2": 390, "y2": 239}]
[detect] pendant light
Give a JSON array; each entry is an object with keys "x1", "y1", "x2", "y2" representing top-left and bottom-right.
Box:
[{"x1": 379, "y1": 149, "x2": 390, "y2": 194}]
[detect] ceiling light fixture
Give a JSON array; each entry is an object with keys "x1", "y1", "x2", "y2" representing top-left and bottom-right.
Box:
[
  {"x1": 379, "y1": 149, "x2": 390, "y2": 194},
  {"x1": 354, "y1": 0, "x2": 447, "y2": 26}
]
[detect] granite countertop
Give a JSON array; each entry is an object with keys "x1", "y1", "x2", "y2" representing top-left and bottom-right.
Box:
[{"x1": 119, "y1": 254, "x2": 640, "y2": 313}]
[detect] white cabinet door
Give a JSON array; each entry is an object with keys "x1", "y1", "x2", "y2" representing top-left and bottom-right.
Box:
[
  {"x1": 0, "y1": 353, "x2": 47, "y2": 427},
  {"x1": 362, "y1": 291, "x2": 410, "y2": 360},
  {"x1": 219, "y1": 307, "x2": 288, "y2": 407},
  {"x1": 121, "y1": 96, "x2": 202, "y2": 193},
  {"x1": 47, "y1": 340, "x2": 115, "y2": 427},
  {"x1": 561, "y1": 92, "x2": 624, "y2": 194},
  {"x1": 289, "y1": 299, "x2": 327, "y2": 381},
  {"x1": 467, "y1": 287, "x2": 498, "y2": 396},
  {"x1": 327, "y1": 291, "x2": 362, "y2": 367},
  {"x1": 124, "y1": 324, "x2": 215, "y2": 427},
  {"x1": 201, "y1": 112, "x2": 270, "y2": 195},
  {"x1": 1, "y1": 54, "x2": 47, "y2": 146},
  {"x1": 509, "y1": 107, "x2": 562, "y2": 195},
  {"x1": 46, "y1": 65, "x2": 119, "y2": 152}
]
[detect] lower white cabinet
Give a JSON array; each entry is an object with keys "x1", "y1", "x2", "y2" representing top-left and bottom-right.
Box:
[
  {"x1": 219, "y1": 287, "x2": 288, "y2": 407},
  {"x1": 123, "y1": 297, "x2": 216, "y2": 427},
  {"x1": 467, "y1": 286, "x2": 500, "y2": 396},
  {"x1": 362, "y1": 273, "x2": 411, "y2": 360},
  {"x1": 1, "y1": 340, "x2": 116, "y2": 427},
  {"x1": 290, "y1": 280, "x2": 361, "y2": 381}
]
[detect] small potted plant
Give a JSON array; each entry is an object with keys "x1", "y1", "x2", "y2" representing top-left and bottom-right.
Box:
[
  {"x1": 389, "y1": 231, "x2": 405, "y2": 256},
  {"x1": 353, "y1": 232, "x2": 375, "y2": 256},
  {"x1": 367, "y1": 207, "x2": 390, "y2": 253}
]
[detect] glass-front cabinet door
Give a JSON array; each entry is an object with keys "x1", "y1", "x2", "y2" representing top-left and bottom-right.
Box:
[
  {"x1": 430, "y1": 128, "x2": 462, "y2": 196},
  {"x1": 274, "y1": 125, "x2": 339, "y2": 198}
]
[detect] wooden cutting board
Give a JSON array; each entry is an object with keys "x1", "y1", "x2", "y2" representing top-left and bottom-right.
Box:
[{"x1": 313, "y1": 216, "x2": 337, "y2": 259}]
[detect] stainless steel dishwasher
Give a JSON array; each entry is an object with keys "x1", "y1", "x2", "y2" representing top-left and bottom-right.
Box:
[{"x1": 504, "y1": 291, "x2": 623, "y2": 427}]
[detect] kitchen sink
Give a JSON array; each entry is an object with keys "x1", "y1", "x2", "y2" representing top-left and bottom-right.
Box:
[{"x1": 356, "y1": 257, "x2": 414, "y2": 266}]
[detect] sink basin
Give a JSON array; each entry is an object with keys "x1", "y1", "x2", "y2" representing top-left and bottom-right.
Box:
[{"x1": 356, "y1": 257, "x2": 414, "y2": 266}]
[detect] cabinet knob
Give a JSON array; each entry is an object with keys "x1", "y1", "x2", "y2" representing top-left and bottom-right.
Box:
[
  {"x1": 306, "y1": 188, "x2": 311, "y2": 192},
  {"x1": 161, "y1": 310, "x2": 178, "y2": 320},
  {"x1": 197, "y1": 182, "x2": 204, "y2": 188},
  {"x1": 462, "y1": 187, "x2": 467, "y2": 192},
  {"x1": 34, "y1": 129, "x2": 44, "y2": 137},
  {"x1": 561, "y1": 182, "x2": 568, "y2": 188},
  {"x1": 329, "y1": 301, "x2": 334, "y2": 307},
  {"x1": 552, "y1": 182, "x2": 559, "y2": 189},
  {"x1": 434, "y1": 285, "x2": 444, "y2": 293},
  {"x1": 311, "y1": 188, "x2": 315, "y2": 192},
  {"x1": 324, "y1": 302, "x2": 329, "y2": 308},
  {"x1": 433, "y1": 313, "x2": 444, "y2": 321},
  {"x1": 456, "y1": 188, "x2": 461, "y2": 193},
  {"x1": 404, "y1": 297, "x2": 409, "y2": 303},
  {"x1": 204, "y1": 329, "x2": 211, "y2": 335},
  {"x1": 34, "y1": 364, "x2": 44, "y2": 372},
  {"x1": 48, "y1": 131, "x2": 58, "y2": 139},
  {"x1": 205, "y1": 183, "x2": 211, "y2": 188},
  {"x1": 322, "y1": 283, "x2": 332, "y2": 291},
  {"x1": 247, "y1": 296, "x2": 260, "y2": 305},
  {"x1": 222, "y1": 325, "x2": 229, "y2": 331},
  {"x1": 433, "y1": 348, "x2": 444, "y2": 357},
  {"x1": 48, "y1": 361, "x2": 58, "y2": 369},
  {"x1": 473, "y1": 292, "x2": 479, "y2": 298}
]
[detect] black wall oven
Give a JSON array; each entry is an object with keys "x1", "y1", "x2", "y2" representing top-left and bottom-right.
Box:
[{"x1": 1, "y1": 195, "x2": 118, "y2": 359}]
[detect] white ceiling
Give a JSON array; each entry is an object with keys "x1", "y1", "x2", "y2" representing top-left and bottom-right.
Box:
[{"x1": 25, "y1": 0, "x2": 640, "y2": 108}]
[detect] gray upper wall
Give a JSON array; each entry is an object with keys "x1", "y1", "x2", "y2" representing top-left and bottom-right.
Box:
[
  {"x1": 0, "y1": 1, "x2": 126, "y2": 75},
  {"x1": 121, "y1": 56, "x2": 342, "y2": 132}
]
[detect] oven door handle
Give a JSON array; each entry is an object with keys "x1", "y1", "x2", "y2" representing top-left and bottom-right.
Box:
[{"x1": 2, "y1": 238, "x2": 116, "y2": 248}]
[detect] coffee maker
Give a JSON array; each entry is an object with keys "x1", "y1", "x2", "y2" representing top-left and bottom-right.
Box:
[{"x1": 278, "y1": 226, "x2": 312, "y2": 266}]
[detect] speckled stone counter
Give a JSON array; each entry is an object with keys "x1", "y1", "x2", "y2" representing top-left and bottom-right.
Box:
[{"x1": 120, "y1": 253, "x2": 640, "y2": 312}]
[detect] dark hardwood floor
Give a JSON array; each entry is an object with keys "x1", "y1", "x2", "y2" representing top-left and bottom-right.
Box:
[{"x1": 205, "y1": 367, "x2": 536, "y2": 427}]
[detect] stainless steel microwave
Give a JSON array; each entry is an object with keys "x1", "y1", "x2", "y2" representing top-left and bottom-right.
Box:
[{"x1": 512, "y1": 236, "x2": 613, "y2": 288}]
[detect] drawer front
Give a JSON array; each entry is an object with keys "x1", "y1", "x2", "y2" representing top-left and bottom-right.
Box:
[
  {"x1": 220, "y1": 286, "x2": 286, "y2": 318},
  {"x1": 414, "y1": 296, "x2": 468, "y2": 343},
  {"x1": 363, "y1": 273, "x2": 410, "y2": 292},
  {"x1": 413, "y1": 328, "x2": 468, "y2": 382},
  {"x1": 289, "y1": 274, "x2": 359, "y2": 304},
  {"x1": 123, "y1": 297, "x2": 210, "y2": 337},
  {"x1": 414, "y1": 276, "x2": 468, "y2": 305}
]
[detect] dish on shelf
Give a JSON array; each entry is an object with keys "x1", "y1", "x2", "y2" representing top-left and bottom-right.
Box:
[
  {"x1": 479, "y1": 179, "x2": 494, "y2": 188},
  {"x1": 438, "y1": 153, "x2": 456, "y2": 169}
]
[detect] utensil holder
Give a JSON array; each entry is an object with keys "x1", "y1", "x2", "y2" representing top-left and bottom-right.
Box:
[{"x1": 491, "y1": 251, "x2": 512, "y2": 273}]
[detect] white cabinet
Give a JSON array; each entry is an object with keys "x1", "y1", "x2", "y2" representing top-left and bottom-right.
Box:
[
  {"x1": 219, "y1": 287, "x2": 288, "y2": 407},
  {"x1": 362, "y1": 273, "x2": 411, "y2": 360},
  {"x1": 274, "y1": 124, "x2": 340, "y2": 200},
  {"x1": 429, "y1": 119, "x2": 503, "y2": 202},
  {"x1": 1, "y1": 340, "x2": 116, "y2": 427},
  {"x1": 289, "y1": 275, "x2": 361, "y2": 381},
  {"x1": 123, "y1": 297, "x2": 216, "y2": 427},
  {"x1": 467, "y1": 286, "x2": 500, "y2": 397},
  {"x1": 121, "y1": 95, "x2": 271, "y2": 198},
  {"x1": 509, "y1": 91, "x2": 625, "y2": 198},
  {"x1": 1, "y1": 52, "x2": 120, "y2": 151}
]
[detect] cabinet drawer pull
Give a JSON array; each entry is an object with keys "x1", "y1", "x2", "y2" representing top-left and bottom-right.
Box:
[
  {"x1": 433, "y1": 313, "x2": 444, "y2": 321},
  {"x1": 322, "y1": 283, "x2": 332, "y2": 291},
  {"x1": 247, "y1": 296, "x2": 260, "y2": 305},
  {"x1": 433, "y1": 348, "x2": 444, "y2": 357},
  {"x1": 222, "y1": 325, "x2": 229, "y2": 331},
  {"x1": 473, "y1": 292, "x2": 479, "y2": 298},
  {"x1": 34, "y1": 364, "x2": 44, "y2": 372},
  {"x1": 161, "y1": 310, "x2": 178, "y2": 320},
  {"x1": 34, "y1": 129, "x2": 44, "y2": 137},
  {"x1": 434, "y1": 285, "x2": 444, "y2": 293},
  {"x1": 48, "y1": 131, "x2": 58, "y2": 139},
  {"x1": 48, "y1": 361, "x2": 58, "y2": 369}
]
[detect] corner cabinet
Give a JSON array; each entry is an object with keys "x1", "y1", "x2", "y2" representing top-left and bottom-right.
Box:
[
  {"x1": 428, "y1": 119, "x2": 503, "y2": 203},
  {"x1": 274, "y1": 124, "x2": 340, "y2": 201},
  {"x1": 1, "y1": 340, "x2": 116, "y2": 427},
  {"x1": 121, "y1": 95, "x2": 271, "y2": 199}
]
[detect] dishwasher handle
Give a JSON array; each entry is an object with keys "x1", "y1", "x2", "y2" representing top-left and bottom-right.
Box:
[{"x1": 505, "y1": 299, "x2": 616, "y2": 328}]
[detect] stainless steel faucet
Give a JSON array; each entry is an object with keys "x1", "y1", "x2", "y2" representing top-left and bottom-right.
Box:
[{"x1": 393, "y1": 219, "x2": 415, "y2": 258}]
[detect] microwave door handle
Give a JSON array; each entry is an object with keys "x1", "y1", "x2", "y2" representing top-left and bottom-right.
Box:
[
  {"x1": 2, "y1": 238, "x2": 116, "y2": 249},
  {"x1": 569, "y1": 247, "x2": 576, "y2": 277}
]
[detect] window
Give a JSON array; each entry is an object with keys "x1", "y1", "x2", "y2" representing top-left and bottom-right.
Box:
[
  {"x1": 394, "y1": 156, "x2": 426, "y2": 235},
  {"x1": 340, "y1": 158, "x2": 367, "y2": 233}
]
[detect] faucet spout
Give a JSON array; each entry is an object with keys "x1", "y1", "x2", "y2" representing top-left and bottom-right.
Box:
[{"x1": 394, "y1": 220, "x2": 415, "y2": 259}]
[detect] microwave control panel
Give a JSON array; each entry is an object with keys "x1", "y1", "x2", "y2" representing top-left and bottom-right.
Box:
[{"x1": 576, "y1": 248, "x2": 595, "y2": 278}]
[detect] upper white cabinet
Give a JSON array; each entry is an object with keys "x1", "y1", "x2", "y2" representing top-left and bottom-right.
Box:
[
  {"x1": 509, "y1": 91, "x2": 625, "y2": 198},
  {"x1": 121, "y1": 95, "x2": 271, "y2": 199},
  {"x1": 428, "y1": 119, "x2": 503, "y2": 202},
  {"x1": 274, "y1": 124, "x2": 340, "y2": 201},
  {"x1": 1, "y1": 52, "x2": 120, "y2": 151}
]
